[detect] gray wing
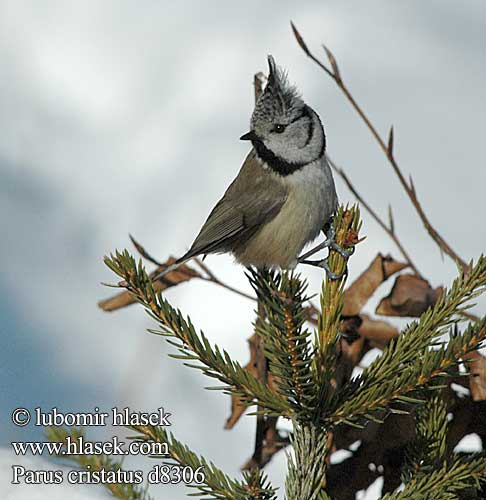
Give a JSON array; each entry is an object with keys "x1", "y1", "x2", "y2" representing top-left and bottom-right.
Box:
[{"x1": 179, "y1": 151, "x2": 288, "y2": 262}]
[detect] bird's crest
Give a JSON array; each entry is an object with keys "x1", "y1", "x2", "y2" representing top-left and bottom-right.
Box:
[{"x1": 252, "y1": 55, "x2": 303, "y2": 125}]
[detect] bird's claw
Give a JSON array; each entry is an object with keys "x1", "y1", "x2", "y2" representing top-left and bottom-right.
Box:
[
  {"x1": 330, "y1": 241, "x2": 355, "y2": 259},
  {"x1": 322, "y1": 224, "x2": 354, "y2": 258},
  {"x1": 297, "y1": 222, "x2": 353, "y2": 280},
  {"x1": 300, "y1": 258, "x2": 347, "y2": 281}
]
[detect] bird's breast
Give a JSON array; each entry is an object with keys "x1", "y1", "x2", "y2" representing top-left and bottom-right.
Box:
[{"x1": 234, "y1": 158, "x2": 337, "y2": 269}]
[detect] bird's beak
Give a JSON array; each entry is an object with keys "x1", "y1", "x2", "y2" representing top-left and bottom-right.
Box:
[{"x1": 240, "y1": 131, "x2": 257, "y2": 141}]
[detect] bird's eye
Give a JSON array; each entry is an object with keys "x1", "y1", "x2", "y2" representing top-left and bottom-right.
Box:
[{"x1": 273, "y1": 124, "x2": 286, "y2": 133}]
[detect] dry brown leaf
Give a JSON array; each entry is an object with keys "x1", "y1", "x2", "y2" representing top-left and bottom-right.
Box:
[
  {"x1": 376, "y1": 274, "x2": 443, "y2": 317},
  {"x1": 225, "y1": 334, "x2": 258, "y2": 429},
  {"x1": 225, "y1": 333, "x2": 280, "y2": 429},
  {"x1": 343, "y1": 254, "x2": 408, "y2": 316},
  {"x1": 225, "y1": 390, "x2": 252, "y2": 430},
  {"x1": 341, "y1": 335, "x2": 365, "y2": 365},
  {"x1": 340, "y1": 316, "x2": 363, "y2": 342},
  {"x1": 358, "y1": 314, "x2": 399, "y2": 349},
  {"x1": 98, "y1": 257, "x2": 201, "y2": 312},
  {"x1": 467, "y1": 351, "x2": 486, "y2": 401},
  {"x1": 226, "y1": 334, "x2": 287, "y2": 470}
]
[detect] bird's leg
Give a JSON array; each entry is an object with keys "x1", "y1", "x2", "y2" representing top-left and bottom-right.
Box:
[
  {"x1": 297, "y1": 224, "x2": 354, "y2": 280},
  {"x1": 297, "y1": 224, "x2": 336, "y2": 261},
  {"x1": 299, "y1": 258, "x2": 346, "y2": 280},
  {"x1": 299, "y1": 225, "x2": 355, "y2": 261}
]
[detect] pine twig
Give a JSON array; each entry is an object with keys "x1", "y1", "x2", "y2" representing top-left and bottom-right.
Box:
[
  {"x1": 129, "y1": 425, "x2": 277, "y2": 500},
  {"x1": 129, "y1": 234, "x2": 255, "y2": 302},
  {"x1": 402, "y1": 394, "x2": 450, "y2": 482},
  {"x1": 252, "y1": 298, "x2": 269, "y2": 468},
  {"x1": 103, "y1": 251, "x2": 290, "y2": 417},
  {"x1": 46, "y1": 427, "x2": 153, "y2": 500},
  {"x1": 332, "y1": 256, "x2": 486, "y2": 426},
  {"x1": 381, "y1": 456, "x2": 486, "y2": 500},
  {"x1": 285, "y1": 424, "x2": 331, "y2": 500},
  {"x1": 315, "y1": 205, "x2": 362, "y2": 405},
  {"x1": 249, "y1": 269, "x2": 317, "y2": 419}
]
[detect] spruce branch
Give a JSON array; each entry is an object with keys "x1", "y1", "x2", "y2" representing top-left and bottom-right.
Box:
[
  {"x1": 250, "y1": 299, "x2": 270, "y2": 468},
  {"x1": 332, "y1": 318, "x2": 486, "y2": 427},
  {"x1": 316, "y1": 205, "x2": 362, "y2": 405},
  {"x1": 46, "y1": 426, "x2": 153, "y2": 500},
  {"x1": 91, "y1": 52, "x2": 486, "y2": 500},
  {"x1": 285, "y1": 424, "x2": 331, "y2": 500},
  {"x1": 402, "y1": 394, "x2": 449, "y2": 482},
  {"x1": 331, "y1": 256, "x2": 486, "y2": 425},
  {"x1": 248, "y1": 269, "x2": 317, "y2": 419},
  {"x1": 380, "y1": 456, "x2": 486, "y2": 500},
  {"x1": 129, "y1": 425, "x2": 277, "y2": 500},
  {"x1": 103, "y1": 251, "x2": 290, "y2": 417}
]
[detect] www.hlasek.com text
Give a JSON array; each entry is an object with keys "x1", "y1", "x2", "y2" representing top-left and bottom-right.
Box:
[{"x1": 12, "y1": 435, "x2": 169, "y2": 457}]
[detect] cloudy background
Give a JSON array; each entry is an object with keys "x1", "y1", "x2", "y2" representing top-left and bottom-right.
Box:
[{"x1": 1, "y1": 1, "x2": 485, "y2": 498}]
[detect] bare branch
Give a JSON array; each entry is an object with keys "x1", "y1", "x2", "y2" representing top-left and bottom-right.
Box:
[
  {"x1": 387, "y1": 126, "x2": 394, "y2": 158},
  {"x1": 129, "y1": 234, "x2": 163, "y2": 267},
  {"x1": 194, "y1": 258, "x2": 256, "y2": 301},
  {"x1": 293, "y1": 25, "x2": 469, "y2": 272},
  {"x1": 291, "y1": 22, "x2": 334, "y2": 79},
  {"x1": 327, "y1": 155, "x2": 422, "y2": 277}
]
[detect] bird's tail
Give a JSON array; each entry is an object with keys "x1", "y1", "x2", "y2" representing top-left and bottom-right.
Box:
[{"x1": 151, "y1": 253, "x2": 192, "y2": 282}]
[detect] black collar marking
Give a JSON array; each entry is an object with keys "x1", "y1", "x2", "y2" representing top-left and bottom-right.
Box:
[
  {"x1": 252, "y1": 107, "x2": 326, "y2": 177},
  {"x1": 252, "y1": 139, "x2": 304, "y2": 176},
  {"x1": 303, "y1": 107, "x2": 315, "y2": 147}
]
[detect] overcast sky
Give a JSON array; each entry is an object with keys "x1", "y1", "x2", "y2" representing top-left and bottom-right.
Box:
[{"x1": 1, "y1": 1, "x2": 485, "y2": 499}]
